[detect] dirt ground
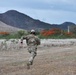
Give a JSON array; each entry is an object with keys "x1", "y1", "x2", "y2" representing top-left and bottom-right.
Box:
[{"x1": 0, "y1": 45, "x2": 76, "y2": 75}]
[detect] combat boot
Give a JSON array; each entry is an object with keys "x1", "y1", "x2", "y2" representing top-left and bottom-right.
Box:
[{"x1": 27, "y1": 63, "x2": 30, "y2": 69}]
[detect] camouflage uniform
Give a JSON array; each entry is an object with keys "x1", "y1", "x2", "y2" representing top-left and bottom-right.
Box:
[{"x1": 21, "y1": 34, "x2": 40, "y2": 68}]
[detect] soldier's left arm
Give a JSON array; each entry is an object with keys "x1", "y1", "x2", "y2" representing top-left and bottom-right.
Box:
[{"x1": 35, "y1": 36, "x2": 41, "y2": 45}]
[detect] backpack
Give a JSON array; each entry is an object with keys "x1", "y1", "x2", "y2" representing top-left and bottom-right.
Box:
[{"x1": 27, "y1": 37, "x2": 36, "y2": 45}]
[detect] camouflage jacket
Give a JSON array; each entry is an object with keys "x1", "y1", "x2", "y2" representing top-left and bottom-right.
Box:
[{"x1": 21, "y1": 34, "x2": 40, "y2": 46}]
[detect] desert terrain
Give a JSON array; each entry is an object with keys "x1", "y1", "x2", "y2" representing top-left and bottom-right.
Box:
[{"x1": 0, "y1": 39, "x2": 76, "y2": 75}]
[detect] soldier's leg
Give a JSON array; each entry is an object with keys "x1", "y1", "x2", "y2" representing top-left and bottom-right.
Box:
[
  {"x1": 27, "y1": 46, "x2": 37, "y2": 69},
  {"x1": 28, "y1": 51, "x2": 37, "y2": 65},
  {"x1": 27, "y1": 51, "x2": 37, "y2": 69}
]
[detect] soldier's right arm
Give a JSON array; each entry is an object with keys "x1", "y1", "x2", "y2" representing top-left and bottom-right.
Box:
[{"x1": 21, "y1": 36, "x2": 27, "y2": 44}]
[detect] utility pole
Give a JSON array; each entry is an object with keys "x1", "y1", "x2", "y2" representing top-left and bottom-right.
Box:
[{"x1": 68, "y1": 25, "x2": 70, "y2": 33}]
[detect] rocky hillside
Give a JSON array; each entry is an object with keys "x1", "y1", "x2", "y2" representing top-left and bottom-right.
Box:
[{"x1": 0, "y1": 21, "x2": 23, "y2": 33}]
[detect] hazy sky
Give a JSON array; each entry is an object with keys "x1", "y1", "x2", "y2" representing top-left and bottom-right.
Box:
[{"x1": 0, "y1": 0, "x2": 76, "y2": 24}]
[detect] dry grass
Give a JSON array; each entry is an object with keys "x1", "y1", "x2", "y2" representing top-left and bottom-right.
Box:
[{"x1": 0, "y1": 46, "x2": 76, "y2": 75}]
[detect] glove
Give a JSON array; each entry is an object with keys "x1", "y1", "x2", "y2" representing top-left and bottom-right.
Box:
[{"x1": 21, "y1": 41, "x2": 23, "y2": 44}]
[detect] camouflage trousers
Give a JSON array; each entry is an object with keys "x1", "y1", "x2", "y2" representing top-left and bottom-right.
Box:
[{"x1": 27, "y1": 45, "x2": 37, "y2": 65}]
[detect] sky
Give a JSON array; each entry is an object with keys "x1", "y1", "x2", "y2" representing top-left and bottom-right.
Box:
[{"x1": 0, "y1": 0, "x2": 76, "y2": 24}]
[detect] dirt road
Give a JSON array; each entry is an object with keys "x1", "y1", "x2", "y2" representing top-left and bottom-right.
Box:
[{"x1": 0, "y1": 45, "x2": 76, "y2": 75}]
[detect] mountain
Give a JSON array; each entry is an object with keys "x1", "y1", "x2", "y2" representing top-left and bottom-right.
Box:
[
  {"x1": 0, "y1": 10, "x2": 52, "y2": 30},
  {"x1": 60, "y1": 22, "x2": 76, "y2": 29},
  {"x1": 0, "y1": 21, "x2": 24, "y2": 33},
  {"x1": 0, "y1": 10, "x2": 76, "y2": 32},
  {"x1": 50, "y1": 22, "x2": 76, "y2": 29}
]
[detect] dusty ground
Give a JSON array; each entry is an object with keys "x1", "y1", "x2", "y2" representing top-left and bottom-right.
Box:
[{"x1": 0, "y1": 45, "x2": 76, "y2": 75}]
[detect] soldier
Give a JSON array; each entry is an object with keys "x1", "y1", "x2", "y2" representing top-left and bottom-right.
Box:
[{"x1": 20, "y1": 29, "x2": 40, "y2": 69}]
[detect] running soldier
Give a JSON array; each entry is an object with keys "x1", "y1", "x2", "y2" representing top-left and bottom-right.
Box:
[{"x1": 20, "y1": 29, "x2": 40, "y2": 69}]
